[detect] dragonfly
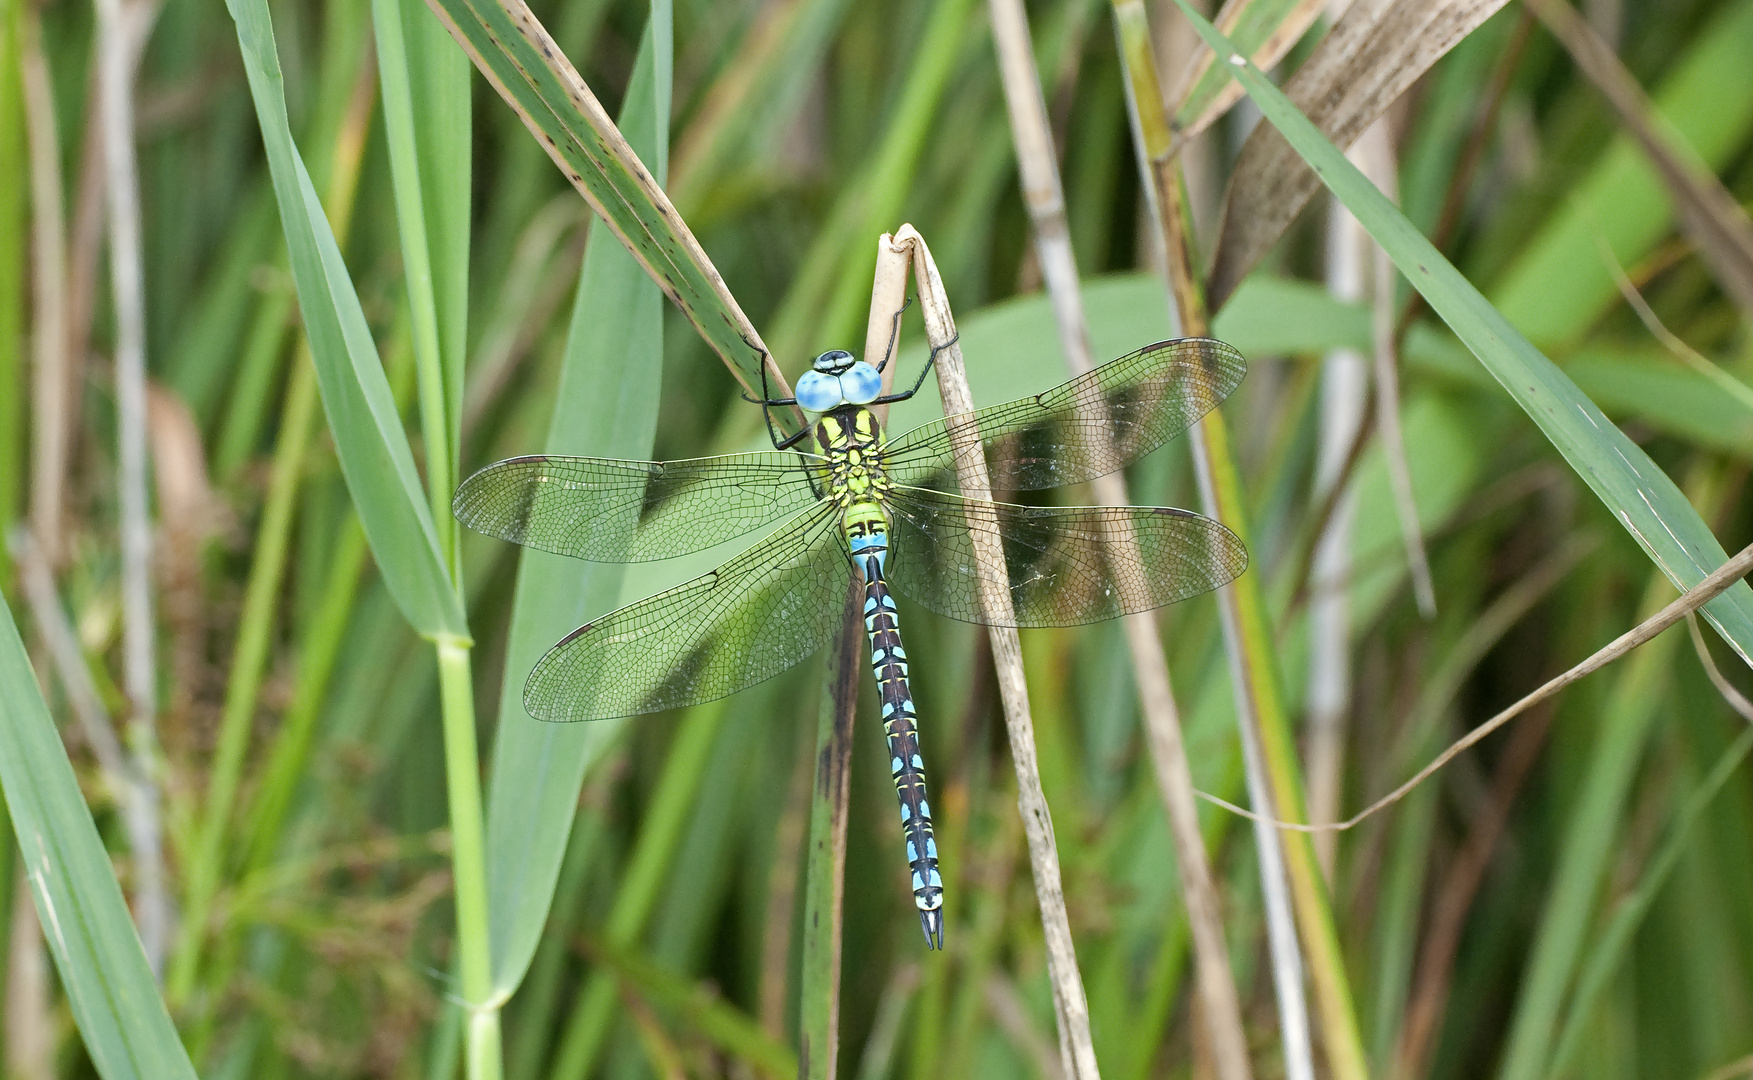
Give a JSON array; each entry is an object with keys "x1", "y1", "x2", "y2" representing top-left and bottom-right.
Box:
[{"x1": 453, "y1": 336, "x2": 1249, "y2": 949}]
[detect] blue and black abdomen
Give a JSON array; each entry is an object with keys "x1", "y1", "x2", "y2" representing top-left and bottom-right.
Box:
[{"x1": 848, "y1": 521, "x2": 945, "y2": 950}]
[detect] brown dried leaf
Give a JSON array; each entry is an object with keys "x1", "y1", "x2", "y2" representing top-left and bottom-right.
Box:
[{"x1": 1205, "y1": 0, "x2": 1511, "y2": 308}]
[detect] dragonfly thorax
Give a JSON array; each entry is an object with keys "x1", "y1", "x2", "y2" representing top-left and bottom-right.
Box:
[{"x1": 816, "y1": 406, "x2": 893, "y2": 511}]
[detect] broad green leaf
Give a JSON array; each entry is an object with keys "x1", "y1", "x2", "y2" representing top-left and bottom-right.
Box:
[
  {"x1": 1168, "y1": 0, "x2": 1753, "y2": 666},
  {"x1": 424, "y1": 0, "x2": 771, "y2": 391},
  {"x1": 0, "y1": 598, "x2": 198, "y2": 1080},
  {"x1": 228, "y1": 0, "x2": 467, "y2": 641},
  {"x1": 484, "y1": 9, "x2": 671, "y2": 993}
]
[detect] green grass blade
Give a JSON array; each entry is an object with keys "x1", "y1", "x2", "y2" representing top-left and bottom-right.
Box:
[
  {"x1": 424, "y1": 0, "x2": 770, "y2": 391},
  {"x1": 374, "y1": 0, "x2": 472, "y2": 570},
  {"x1": 587, "y1": 936, "x2": 799, "y2": 1080},
  {"x1": 1168, "y1": 0, "x2": 1753, "y2": 665},
  {"x1": 1496, "y1": 585, "x2": 1678, "y2": 1080},
  {"x1": 0, "y1": 597, "x2": 198, "y2": 1080},
  {"x1": 483, "y1": 9, "x2": 670, "y2": 995},
  {"x1": 227, "y1": 0, "x2": 467, "y2": 641}
]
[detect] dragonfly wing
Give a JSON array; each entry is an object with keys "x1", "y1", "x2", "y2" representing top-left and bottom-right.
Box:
[
  {"x1": 454, "y1": 451, "x2": 825, "y2": 562},
  {"x1": 883, "y1": 338, "x2": 1245, "y2": 492},
  {"x1": 524, "y1": 505, "x2": 849, "y2": 721},
  {"x1": 883, "y1": 487, "x2": 1246, "y2": 628}
]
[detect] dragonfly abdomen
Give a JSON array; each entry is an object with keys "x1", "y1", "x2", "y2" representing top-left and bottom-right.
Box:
[{"x1": 847, "y1": 509, "x2": 944, "y2": 951}]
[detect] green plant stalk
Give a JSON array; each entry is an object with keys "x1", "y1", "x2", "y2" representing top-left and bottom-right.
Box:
[
  {"x1": 1499, "y1": 646, "x2": 1669, "y2": 1078},
  {"x1": 437, "y1": 638, "x2": 501, "y2": 1080},
  {"x1": 1200, "y1": 405, "x2": 1358, "y2": 1078},
  {"x1": 165, "y1": 355, "x2": 318, "y2": 1007},
  {"x1": 1109, "y1": 3, "x2": 1367, "y2": 1076},
  {"x1": 586, "y1": 933, "x2": 799, "y2": 1079},
  {"x1": 212, "y1": 271, "x2": 296, "y2": 478},
  {"x1": 242, "y1": 513, "x2": 369, "y2": 871},
  {"x1": 800, "y1": 583, "x2": 861, "y2": 1080},
  {"x1": 548, "y1": 700, "x2": 728, "y2": 1080}
]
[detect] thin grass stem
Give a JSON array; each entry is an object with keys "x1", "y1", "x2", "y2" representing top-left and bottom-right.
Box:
[{"x1": 986, "y1": 2, "x2": 1253, "y2": 1075}]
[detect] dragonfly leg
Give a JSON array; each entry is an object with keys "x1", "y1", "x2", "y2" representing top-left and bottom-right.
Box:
[
  {"x1": 869, "y1": 330, "x2": 959, "y2": 407},
  {"x1": 873, "y1": 296, "x2": 914, "y2": 373},
  {"x1": 742, "y1": 354, "x2": 816, "y2": 450}
]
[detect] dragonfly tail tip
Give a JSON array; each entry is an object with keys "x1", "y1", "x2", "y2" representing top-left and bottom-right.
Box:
[{"x1": 920, "y1": 909, "x2": 944, "y2": 951}]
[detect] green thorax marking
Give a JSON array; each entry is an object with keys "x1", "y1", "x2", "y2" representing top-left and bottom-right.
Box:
[{"x1": 816, "y1": 407, "x2": 894, "y2": 526}]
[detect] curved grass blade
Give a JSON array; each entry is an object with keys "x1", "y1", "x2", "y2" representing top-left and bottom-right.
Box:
[
  {"x1": 885, "y1": 337, "x2": 1244, "y2": 492},
  {"x1": 423, "y1": 0, "x2": 775, "y2": 395},
  {"x1": 227, "y1": 0, "x2": 466, "y2": 640},
  {"x1": 453, "y1": 452, "x2": 823, "y2": 562},
  {"x1": 483, "y1": 12, "x2": 673, "y2": 994},
  {"x1": 1169, "y1": 0, "x2": 1753, "y2": 664},
  {"x1": 0, "y1": 597, "x2": 197, "y2": 1080},
  {"x1": 524, "y1": 506, "x2": 846, "y2": 722},
  {"x1": 885, "y1": 491, "x2": 1247, "y2": 627}
]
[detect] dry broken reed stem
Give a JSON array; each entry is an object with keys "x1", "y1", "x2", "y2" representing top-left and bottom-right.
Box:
[
  {"x1": 1204, "y1": 539, "x2": 1753, "y2": 834},
  {"x1": 886, "y1": 225, "x2": 1100, "y2": 1080},
  {"x1": 22, "y1": 12, "x2": 69, "y2": 564},
  {"x1": 985, "y1": 2, "x2": 1253, "y2": 1077},
  {"x1": 1309, "y1": 188, "x2": 1370, "y2": 881},
  {"x1": 1357, "y1": 122, "x2": 1438, "y2": 619},
  {"x1": 94, "y1": 0, "x2": 170, "y2": 977}
]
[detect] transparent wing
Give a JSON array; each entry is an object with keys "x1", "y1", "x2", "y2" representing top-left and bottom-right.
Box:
[
  {"x1": 883, "y1": 487, "x2": 1247, "y2": 628},
  {"x1": 453, "y1": 451, "x2": 825, "y2": 563},
  {"x1": 883, "y1": 338, "x2": 1245, "y2": 492},
  {"x1": 524, "y1": 505, "x2": 849, "y2": 721}
]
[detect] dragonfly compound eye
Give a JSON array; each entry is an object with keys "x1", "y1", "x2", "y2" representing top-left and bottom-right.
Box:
[
  {"x1": 795, "y1": 369, "x2": 844, "y2": 412},
  {"x1": 839, "y1": 361, "x2": 883, "y2": 404}
]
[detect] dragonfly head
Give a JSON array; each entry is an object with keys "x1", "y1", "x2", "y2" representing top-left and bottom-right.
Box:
[{"x1": 796, "y1": 350, "x2": 883, "y2": 411}]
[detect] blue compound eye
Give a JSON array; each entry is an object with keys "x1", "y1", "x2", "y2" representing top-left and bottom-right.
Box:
[
  {"x1": 795, "y1": 369, "x2": 843, "y2": 412},
  {"x1": 839, "y1": 361, "x2": 883, "y2": 404}
]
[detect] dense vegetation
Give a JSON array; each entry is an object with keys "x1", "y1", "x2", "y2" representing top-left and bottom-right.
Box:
[{"x1": 1, "y1": 0, "x2": 1751, "y2": 1077}]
